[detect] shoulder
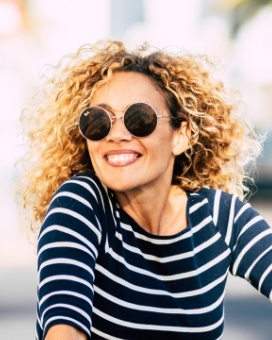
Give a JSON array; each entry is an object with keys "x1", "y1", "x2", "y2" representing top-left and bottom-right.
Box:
[
  {"x1": 187, "y1": 187, "x2": 256, "y2": 227},
  {"x1": 44, "y1": 171, "x2": 113, "y2": 225},
  {"x1": 189, "y1": 187, "x2": 245, "y2": 211},
  {"x1": 58, "y1": 171, "x2": 107, "y2": 197},
  {"x1": 39, "y1": 172, "x2": 112, "y2": 248},
  {"x1": 190, "y1": 187, "x2": 266, "y2": 230},
  {"x1": 50, "y1": 171, "x2": 111, "y2": 208}
]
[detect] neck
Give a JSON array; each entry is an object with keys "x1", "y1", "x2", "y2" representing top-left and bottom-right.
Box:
[{"x1": 114, "y1": 185, "x2": 188, "y2": 236}]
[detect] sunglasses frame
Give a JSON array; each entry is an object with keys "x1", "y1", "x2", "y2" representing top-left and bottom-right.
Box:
[{"x1": 78, "y1": 102, "x2": 172, "y2": 141}]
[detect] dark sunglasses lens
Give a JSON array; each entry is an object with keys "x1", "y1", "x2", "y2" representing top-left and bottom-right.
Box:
[
  {"x1": 124, "y1": 103, "x2": 157, "y2": 137},
  {"x1": 79, "y1": 107, "x2": 111, "y2": 141}
]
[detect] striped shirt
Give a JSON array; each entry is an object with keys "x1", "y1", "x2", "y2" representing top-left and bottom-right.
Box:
[{"x1": 36, "y1": 172, "x2": 272, "y2": 339}]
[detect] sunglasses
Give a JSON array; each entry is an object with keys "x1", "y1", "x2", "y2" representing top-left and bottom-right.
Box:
[{"x1": 78, "y1": 102, "x2": 174, "y2": 141}]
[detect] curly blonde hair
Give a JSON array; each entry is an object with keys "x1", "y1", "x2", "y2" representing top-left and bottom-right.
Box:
[{"x1": 18, "y1": 40, "x2": 262, "y2": 231}]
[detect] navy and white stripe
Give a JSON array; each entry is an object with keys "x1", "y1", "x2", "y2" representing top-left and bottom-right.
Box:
[{"x1": 36, "y1": 172, "x2": 272, "y2": 339}]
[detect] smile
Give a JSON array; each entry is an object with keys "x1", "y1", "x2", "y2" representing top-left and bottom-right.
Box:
[{"x1": 106, "y1": 153, "x2": 140, "y2": 166}]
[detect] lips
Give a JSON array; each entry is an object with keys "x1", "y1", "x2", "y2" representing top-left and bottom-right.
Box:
[{"x1": 105, "y1": 150, "x2": 141, "y2": 166}]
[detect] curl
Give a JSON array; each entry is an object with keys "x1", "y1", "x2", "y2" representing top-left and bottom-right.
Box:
[{"x1": 17, "y1": 40, "x2": 263, "y2": 233}]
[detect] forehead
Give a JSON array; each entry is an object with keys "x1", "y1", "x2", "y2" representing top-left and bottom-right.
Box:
[{"x1": 90, "y1": 71, "x2": 167, "y2": 109}]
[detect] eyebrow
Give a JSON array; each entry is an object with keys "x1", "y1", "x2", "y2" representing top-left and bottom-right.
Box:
[
  {"x1": 92, "y1": 103, "x2": 109, "y2": 109},
  {"x1": 93, "y1": 103, "x2": 124, "y2": 113}
]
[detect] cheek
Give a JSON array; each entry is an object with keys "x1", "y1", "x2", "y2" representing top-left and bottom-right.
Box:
[
  {"x1": 147, "y1": 135, "x2": 175, "y2": 162},
  {"x1": 151, "y1": 128, "x2": 175, "y2": 152},
  {"x1": 86, "y1": 142, "x2": 92, "y2": 157},
  {"x1": 86, "y1": 143, "x2": 98, "y2": 165}
]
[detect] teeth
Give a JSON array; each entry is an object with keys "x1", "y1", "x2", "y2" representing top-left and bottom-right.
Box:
[{"x1": 107, "y1": 154, "x2": 137, "y2": 162}]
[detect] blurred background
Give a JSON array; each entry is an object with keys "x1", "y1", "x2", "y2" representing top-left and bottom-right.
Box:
[{"x1": 0, "y1": 0, "x2": 271, "y2": 339}]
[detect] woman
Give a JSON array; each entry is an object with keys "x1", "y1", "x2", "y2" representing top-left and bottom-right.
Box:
[{"x1": 19, "y1": 40, "x2": 272, "y2": 339}]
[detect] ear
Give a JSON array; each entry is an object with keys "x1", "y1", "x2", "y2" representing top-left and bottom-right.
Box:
[{"x1": 172, "y1": 121, "x2": 190, "y2": 156}]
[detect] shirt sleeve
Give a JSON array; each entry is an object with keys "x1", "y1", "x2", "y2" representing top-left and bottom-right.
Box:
[
  {"x1": 209, "y1": 189, "x2": 272, "y2": 300},
  {"x1": 229, "y1": 197, "x2": 272, "y2": 300},
  {"x1": 36, "y1": 174, "x2": 108, "y2": 339}
]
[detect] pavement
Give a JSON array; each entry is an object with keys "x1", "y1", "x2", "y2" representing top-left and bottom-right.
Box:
[{"x1": 0, "y1": 199, "x2": 271, "y2": 339}]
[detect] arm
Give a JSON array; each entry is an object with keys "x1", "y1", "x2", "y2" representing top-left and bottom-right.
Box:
[
  {"x1": 37, "y1": 174, "x2": 108, "y2": 339},
  {"x1": 210, "y1": 189, "x2": 272, "y2": 299},
  {"x1": 45, "y1": 324, "x2": 87, "y2": 340},
  {"x1": 230, "y1": 199, "x2": 272, "y2": 299}
]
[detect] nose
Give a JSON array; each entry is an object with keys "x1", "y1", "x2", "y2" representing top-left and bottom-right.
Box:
[{"x1": 106, "y1": 115, "x2": 132, "y2": 142}]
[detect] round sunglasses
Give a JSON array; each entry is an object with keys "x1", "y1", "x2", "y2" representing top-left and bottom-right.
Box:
[{"x1": 78, "y1": 102, "x2": 173, "y2": 141}]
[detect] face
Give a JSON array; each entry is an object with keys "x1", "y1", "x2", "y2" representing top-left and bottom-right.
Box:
[{"x1": 86, "y1": 71, "x2": 188, "y2": 194}]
